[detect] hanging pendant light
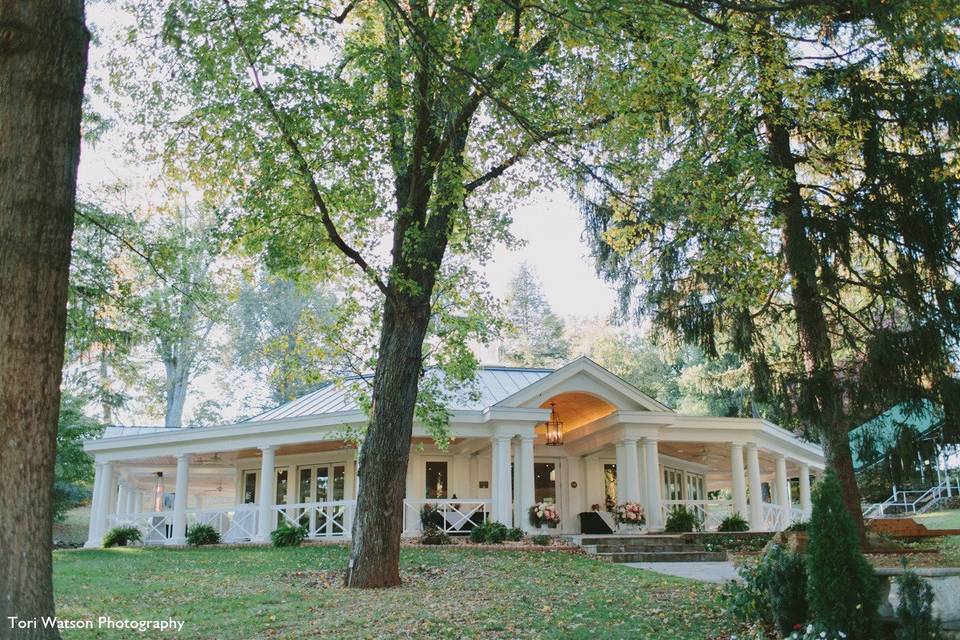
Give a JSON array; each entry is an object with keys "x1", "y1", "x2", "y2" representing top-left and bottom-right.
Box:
[{"x1": 545, "y1": 402, "x2": 563, "y2": 446}]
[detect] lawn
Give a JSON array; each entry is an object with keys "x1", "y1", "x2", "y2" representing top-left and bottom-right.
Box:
[
  {"x1": 53, "y1": 545, "x2": 738, "y2": 639},
  {"x1": 913, "y1": 509, "x2": 960, "y2": 530}
]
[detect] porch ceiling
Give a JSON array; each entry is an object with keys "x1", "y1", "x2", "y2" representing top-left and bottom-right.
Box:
[
  {"x1": 536, "y1": 392, "x2": 616, "y2": 434},
  {"x1": 659, "y1": 440, "x2": 809, "y2": 482}
]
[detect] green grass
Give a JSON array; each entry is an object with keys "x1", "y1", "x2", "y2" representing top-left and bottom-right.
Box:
[
  {"x1": 914, "y1": 509, "x2": 960, "y2": 530},
  {"x1": 54, "y1": 506, "x2": 91, "y2": 545},
  {"x1": 54, "y1": 545, "x2": 737, "y2": 639}
]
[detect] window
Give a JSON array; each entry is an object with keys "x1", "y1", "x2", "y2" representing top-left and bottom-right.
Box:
[
  {"x1": 534, "y1": 462, "x2": 556, "y2": 504},
  {"x1": 242, "y1": 471, "x2": 257, "y2": 504},
  {"x1": 425, "y1": 461, "x2": 448, "y2": 499},
  {"x1": 686, "y1": 473, "x2": 705, "y2": 501},
  {"x1": 604, "y1": 464, "x2": 617, "y2": 510},
  {"x1": 663, "y1": 467, "x2": 683, "y2": 501}
]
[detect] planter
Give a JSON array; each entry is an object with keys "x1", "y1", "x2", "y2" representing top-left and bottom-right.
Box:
[
  {"x1": 876, "y1": 568, "x2": 960, "y2": 626},
  {"x1": 618, "y1": 523, "x2": 644, "y2": 534}
]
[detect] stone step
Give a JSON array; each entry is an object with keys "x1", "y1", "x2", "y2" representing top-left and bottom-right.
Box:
[
  {"x1": 595, "y1": 550, "x2": 729, "y2": 563},
  {"x1": 586, "y1": 543, "x2": 707, "y2": 554}
]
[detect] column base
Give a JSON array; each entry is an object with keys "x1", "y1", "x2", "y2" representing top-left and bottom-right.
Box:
[
  {"x1": 166, "y1": 537, "x2": 186, "y2": 546},
  {"x1": 83, "y1": 540, "x2": 102, "y2": 549},
  {"x1": 252, "y1": 535, "x2": 270, "y2": 544}
]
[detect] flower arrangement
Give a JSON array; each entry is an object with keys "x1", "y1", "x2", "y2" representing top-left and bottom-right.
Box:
[
  {"x1": 529, "y1": 502, "x2": 561, "y2": 528},
  {"x1": 613, "y1": 502, "x2": 645, "y2": 526}
]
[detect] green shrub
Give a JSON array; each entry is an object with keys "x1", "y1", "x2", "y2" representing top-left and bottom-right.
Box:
[
  {"x1": 806, "y1": 469, "x2": 879, "y2": 640},
  {"x1": 786, "y1": 520, "x2": 808, "y2": 532},
  {"x1": 894, "y1": 570, "x2": 942, "y2": 640},
  {"x1": 185, "y1": 523, "x2": 221, "y2": 546},
  {"x1": 723, "y1": 553, "x2": 774, "y2": 627},
  {"x1": 767, "y1": 544, "x2": 808, "y2": 638},
  {"x1": 469, "y1": 522, "x2": 489, "y2": 543},
  {"x1": 664, "y1": 505, "x2": 698, "y2": 533},
  {"x1": 270, "y1": 521, "x2": 308, "y2": 547},
  {"x1": 420, "y1": 525, "x2": 452, "y2": 546},
  {"x1": 103, "y1": 525, "x2": 142, "y2": 548},
  {"x1": 485, "y1": 521, "x2": 508, "y2": 544},
  {"x1": 531, "y1": 534, "x2": 551, "y2": 546},
  {"x1": 420, "y1": 504, "x2": 438, "y2": 529},
  {"x1": 506, "y1": 527, "x2": 524, "y2": 542},
  {"x1": 717, "y1": 513, "x2": 750, "y2": 532}
]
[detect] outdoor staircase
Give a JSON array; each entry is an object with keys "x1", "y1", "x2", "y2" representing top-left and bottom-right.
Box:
[
  {"x1": 577, "y1": 534, "x2": 728, "y2": 563},
  {"x1": 863, "y1": 479, "x2": 957, "y2": 519}
]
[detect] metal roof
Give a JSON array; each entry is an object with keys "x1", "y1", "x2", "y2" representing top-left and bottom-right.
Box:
[
  {"x1": 849, "y1": 400, "x2": 943, "y2": 470},
  {"x1": 250, "y1": 366, "x2": 554, "y2": 422}
]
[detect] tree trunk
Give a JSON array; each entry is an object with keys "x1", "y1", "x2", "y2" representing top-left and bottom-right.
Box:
[
  {"x1": 347, "y1": 294, "x2": 432, "y2": 587},
  {"x1": 761, "y1": 75, "x2": 867, "y2": 544},
  {"x1": 0, "y1": 3, "x2": 88, "y2": 638},
  {"x1": 163, "y1": 357, "x2": 189, "y2": 428}
]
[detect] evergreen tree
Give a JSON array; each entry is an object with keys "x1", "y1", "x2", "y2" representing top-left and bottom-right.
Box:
[
  {"x1": 502, "y1": 264, "x2": 570, "y2": 367},
  {"x1": 578, "y1": 2, "x2": 960, "y2": 538},
  {"x1": 806, "y1": 469, "x2": 879, "y2": 639}
]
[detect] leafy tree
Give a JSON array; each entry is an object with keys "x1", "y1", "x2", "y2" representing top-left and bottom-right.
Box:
[
  {"x1": 54, "y1": 392, "x2": 104, "y2": 521},
  {"x1": 578, "y1": 2, "x2": 960, "y2": 538},
  {"x1": 502, "y1": 263, "x2": 570, "y2": 367},
  {"x1": 109, "y1": 0, "x2": 689, "y2": 587},
  {"x1": 230, "y1": 273, "x2": 337, "y2": 405},
  {"x1": 0, "y1": 1, "x2": 89, "y2": 634}
]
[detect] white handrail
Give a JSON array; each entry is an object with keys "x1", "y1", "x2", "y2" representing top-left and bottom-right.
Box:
[{"x1": 403, "y1": 499, "x2": 490, "y2": 535}]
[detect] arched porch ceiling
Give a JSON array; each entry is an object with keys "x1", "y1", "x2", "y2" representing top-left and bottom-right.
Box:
[{"x1": 536, "y1": 391, "x2": 617, "y2": 437}]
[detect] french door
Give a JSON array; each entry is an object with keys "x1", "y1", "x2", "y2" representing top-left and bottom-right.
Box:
[{"x1": 297, "y1": 463, "x2": 346, "y2": 535}]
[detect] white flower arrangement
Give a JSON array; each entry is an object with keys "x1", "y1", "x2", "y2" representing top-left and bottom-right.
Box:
[{"x1": 529, "y1": 502, "x2": 561, "y2": 527}]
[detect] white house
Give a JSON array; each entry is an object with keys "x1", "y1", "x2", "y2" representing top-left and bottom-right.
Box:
[{"x1": 83, "y1": 357, "x2": 825, "y2": 547}]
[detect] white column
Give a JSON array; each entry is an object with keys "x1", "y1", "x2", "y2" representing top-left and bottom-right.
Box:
[
  {"x1": 85, "y1": 461, "x2": 109, "y2": 548},
  {"x1": 518, "y1": 435, "x2": 535, "y2": 532},
  {"x1": 116, "y1": 481, "x2": 128, "y2": 516},
  {"x1": 774, "y1": 454, "x2": 790, "y2": 530},
  {"x1": 642, "y1": 438, "x2": 663, "y2": 530},
  {"x1": 512, "y1": 439, "x2": 523, "y2": 527},
  {"x1": 255, "y1": 445, "x2": 276, "y2": 542},
  {"x1": 637, "y1": 441, "x2": 647, "y2": 509},
  {"x1": 168, "y1": 454, "x2": 191, "y2": 545},
  {"x1": 798, "y1": 463, "x2": 811, "y2": 518},
  {"x1": 125, "y1": 485, "x2": 137, "y2": 515},
  {"x1": 490, "y1": 436, "x2": 512, "y2": 525},
  {"x1": 615, "y1": 441, "x2": 627, "y2": 504},
  {"x1": 620, "y1": 439, "x2": 640, "y2": 503},
  {"x1": 746, "y1": 443, "x2": 764, "y2": 530},
  {"x1": 730, "y1": 443, "x2": 749, "y2": 519}
]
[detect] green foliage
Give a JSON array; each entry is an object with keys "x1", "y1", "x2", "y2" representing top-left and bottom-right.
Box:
[
  {"x1": 894, "y1": 571, "x2": 942, "y2": 640},
  {"x1": 785, "y1": 520, "x2": 808, "y2": 533},
  {"x1": 270, "y1": 522, "x2": 307, "y2": 548},
  {"x1": 468, "y1": 521, "x2": 508, "y2": 544},
  {"x1": 724, "y1": 553, "x2": 774, "y2": 627},
  {"x1": 185, "y1": 523, "x2": 221, "y2": 546},
  {"x1": 531, "y1": 534, "x2": 551, "y2": 546},
  {"x1": 420, "y1": 504, "x2": 439, "y2": 529},
  {"x1": 766, "y1": 544, "x2": 808, "y2": 638},
  {"x1": 506, "y1": 527, "x2": 524, "y2": 542},
  {"x1": 806, "y1": 470, "x2": 879, "y2": 640},
  {"x1": 54, "y1": 392, "x2": 104, "y2": 521},
  {"x1": 717, "y1": 513, "x2": 750, "y2": 533},
  {"x1": 664, "y1": 505, "x2": 698, "y2": 533},
  {"x1": 103, "y1": 526, "x2": 141, "y2": 548}
]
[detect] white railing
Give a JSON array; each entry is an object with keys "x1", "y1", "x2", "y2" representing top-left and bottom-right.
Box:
[
  {"x1": 661, "y1": 500, "x2": 737, "y2": 531},
  {"x1": 108, "y1": 511, "x2": 172, "y2": 544},
  {"x1": 790, "y1": 506, "x2": 805, "y2": 523},
  {"x1": 274, "y1": 500, "x2": 354, "y2": 539},
  {"x1": 762, "y1": 503, "x2": 787, "y2": 531},
  {"x1": 403, "y1": 499, "x2": 490, "y2": 535},
  {"x1": 188, "y1": 505, "x2": 259, "y2": 543},
  {"x1": 863, "y1": 479, "x2": 955, "y2": 519}
]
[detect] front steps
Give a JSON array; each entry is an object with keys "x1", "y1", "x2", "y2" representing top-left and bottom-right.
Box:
[{"x1": 576, "y1": 534, "x2": 728, "y2": 563}]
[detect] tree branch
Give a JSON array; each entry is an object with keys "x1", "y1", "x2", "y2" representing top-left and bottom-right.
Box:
[{"x1": 222, "y1": 0, "x2": 389, "y2": 297}]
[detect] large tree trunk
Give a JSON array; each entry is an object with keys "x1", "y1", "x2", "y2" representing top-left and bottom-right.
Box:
[
  {"x1": 347, "y1": 294, "x2": 432, "y2": 587},
  {"x1": 759, "y1": 56, "x2": 867, "y2": 543},
  {"x1": 0, "y1": 3, "x2": 89, "y2": 638}
]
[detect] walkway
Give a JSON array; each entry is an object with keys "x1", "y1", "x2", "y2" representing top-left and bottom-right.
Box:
[{"x1": 625, "y1": 561, "x2": 738, "y2": 583}]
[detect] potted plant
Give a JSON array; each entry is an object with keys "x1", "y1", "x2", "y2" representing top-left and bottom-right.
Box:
[
  {"x1": 613, "y1": 502, "x2": 646, "y2": 532},
  {"x1": 529, "y1": 502, "x2": 561, "y2": 531}
]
